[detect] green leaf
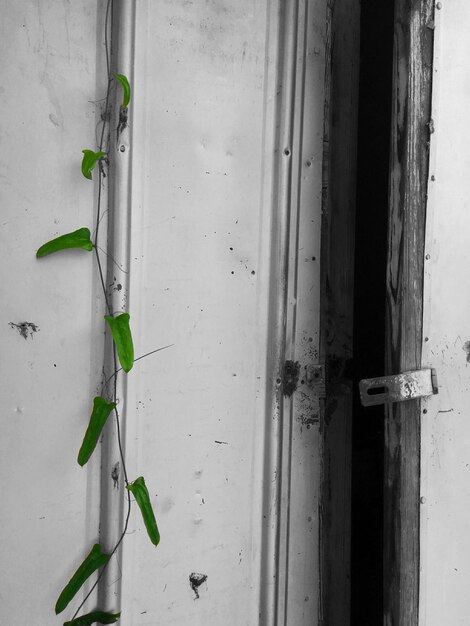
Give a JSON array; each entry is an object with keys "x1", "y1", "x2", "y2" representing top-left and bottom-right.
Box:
[
  {"x1": 77, "y1": 397, "x2": 117, "y2": 466},
  {"x1": 104, "y1": 313, "x2": 134, "y2": 373},
  {"x1": 55, "y1": 544, "x2": 110, "y2": 615},
  {"x1": 36, "y1": 227, "x2": 93, "y2": 257},
  {"x1": 126, "y1": 476, "x2": 160, "y2": 546},
  {"x1": 64, "y1": 611, "x2": 121, "y2": 626},
  {"x1": 114, "y1": 74, "x2": 131, "y2": 108},
  {"x1": 81, "y1": 149, "x2": 106, "y2": 180}
]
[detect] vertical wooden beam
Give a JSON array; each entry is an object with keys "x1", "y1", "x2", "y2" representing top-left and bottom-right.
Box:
[
  {"x1": 320, "y1": 0, "x2": 360, "y2": 623},
  {"x1": 384, "y1": 1, "x2": 434, "y2": 624}
]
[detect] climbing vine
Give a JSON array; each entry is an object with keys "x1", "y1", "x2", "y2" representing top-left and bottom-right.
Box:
[{"x1": 36, "y1": 2, "x2": 160, "y2": 624}]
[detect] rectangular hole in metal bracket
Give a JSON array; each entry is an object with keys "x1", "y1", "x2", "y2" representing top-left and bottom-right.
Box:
[{"x1": 367, "y1": 386, "x2": 388, "y2": 396}]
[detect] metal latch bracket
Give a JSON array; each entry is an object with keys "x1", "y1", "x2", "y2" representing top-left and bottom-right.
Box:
[{"x1": 359, "y1": 368, "x2": 438, "y2": 407}]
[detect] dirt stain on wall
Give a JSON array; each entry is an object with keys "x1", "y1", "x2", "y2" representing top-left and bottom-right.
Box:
[
  {"x1": 189, "y1": 572, "x2": 208, "y2": 599},
  {"x1": 9, "y1": 321, "x2": 39, "y2": 340},
  {"x1": 463, "y1": 340, "x2": 470, "y2": 363}
]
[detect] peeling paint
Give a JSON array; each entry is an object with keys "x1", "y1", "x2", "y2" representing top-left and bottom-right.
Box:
[
  {"x1": 283, "y1": 360, "x2": 300, "y2": 396},
  {"x1": 297, "y1": 413, "x2": 319, "y2": 429}
]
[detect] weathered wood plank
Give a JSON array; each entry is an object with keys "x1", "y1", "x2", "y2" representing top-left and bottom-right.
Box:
[
  {"x1": 320, "y1": 0, "x2": 360, "y2": 623},
  {"x1": 384, "y1": 1, "x2": 434, "y2": 624}
]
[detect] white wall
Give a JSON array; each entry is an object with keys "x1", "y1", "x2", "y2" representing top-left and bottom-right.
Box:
[
  {"x1": 0, "y1": 1, "x2": 106, "y2": 623},
  {"x1": 420, "y1": 2, "x2": 470, "y2": 624},
  {"x1": 121, "y1": 1, "x2": 326, "y2": 625},
  {"x1": 121, "y1": 1, "x2": 278, "y2": 623}
]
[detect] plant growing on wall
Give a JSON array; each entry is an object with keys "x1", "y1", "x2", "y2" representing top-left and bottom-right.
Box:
[{"x1": 36, "y1": 2, "x2": 160, "y2": 624}]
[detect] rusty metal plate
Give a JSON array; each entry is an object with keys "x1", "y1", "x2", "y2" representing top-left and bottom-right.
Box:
[{"x1": 359, "y1": 368, "x2": 438, "y2": 407}]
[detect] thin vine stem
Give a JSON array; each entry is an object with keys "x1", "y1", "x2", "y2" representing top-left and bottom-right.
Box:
[
  {"x1": 70, "y1": 0, "x2": 133, "y2": 620},
  {"x1": 101, "y1": 343, "x2": 175, "y2": 394},
  {"x1": 93, "y1": 0, "x2": 113, "y2": 259},
  {"x1": 96, "y1": 244, "x2": 130, "y2": 274},
  {"x1": 70, "y1": 491, "x2": 132, "y2": 621},
  {"x1": 94, "y1": 245, "x2": 111, "y2": 317}
]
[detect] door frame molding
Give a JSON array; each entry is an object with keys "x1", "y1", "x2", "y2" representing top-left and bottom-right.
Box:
[{"x1": 384, "y1": 1, "x2": 435, "y2": 623}]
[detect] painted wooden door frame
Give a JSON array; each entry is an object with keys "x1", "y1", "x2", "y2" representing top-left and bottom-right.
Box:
[
  {"x1": 384, "y1": 0, "x2": 435, "y2": 624},
  {"x1": 261, "y1": 1, "x2": 328, "y2": 623}
]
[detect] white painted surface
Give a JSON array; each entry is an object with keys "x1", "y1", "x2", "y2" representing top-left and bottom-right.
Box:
[
  {"x1": 98, "y1": 0, "x2": 136, "y2": 611},
  {"x1": 420, "y1": 3, "x2": 470, "y2": 624},
  {"x1": 278, "y1": 1, "x2": 326, "y2": 623},
  {"x1": 0, "y1": 1, "x2": 107, "y2": 624},
  {"x1": 121, "y1": 1, "x2": 326, "y2": 625},
  {"x1": 121, "y1": 1, "x2": 273, "y2": 621},
  {"x1": 0, "y1": 1, "x2": 327, "y2": 624}
]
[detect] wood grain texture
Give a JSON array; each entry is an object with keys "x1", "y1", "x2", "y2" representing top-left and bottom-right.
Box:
[
  {"x1": 384, "y1": 1, "x2": 434, "y2": 624},
  {"x1": 320, "y1": 0, "x2": 360, "y2": 623}
]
